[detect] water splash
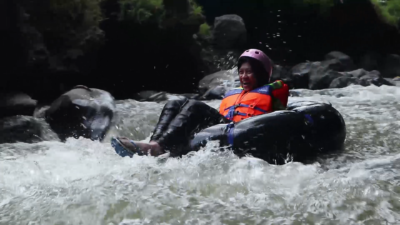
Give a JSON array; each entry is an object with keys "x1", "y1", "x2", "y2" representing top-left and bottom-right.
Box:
[{"x1": 1, "y1": 85, "x2": 400, "y2": 224}]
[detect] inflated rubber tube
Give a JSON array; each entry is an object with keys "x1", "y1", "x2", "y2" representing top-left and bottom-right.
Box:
[{"x1": 190, "y1": 101, "x2": 346, "y2": 164}]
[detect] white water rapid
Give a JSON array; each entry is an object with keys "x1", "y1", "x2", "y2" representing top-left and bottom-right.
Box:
[{"x1": 1, "y1": 85, "x2": 400, "y2": 225}]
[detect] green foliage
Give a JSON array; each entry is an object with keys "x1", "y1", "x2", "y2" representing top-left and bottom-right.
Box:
[
  {"x1": 198, "y1": 22, "x2": 211, "y2": 36},
  {"x1": 371, "y1": 0, "x2": 400, "y2": 26},
  {"x1": 190, "y1": 1, "x2": 203, "y2": 16},
  {"x1": 119, "y1": 0, "x2": 164, "y2": 23}
]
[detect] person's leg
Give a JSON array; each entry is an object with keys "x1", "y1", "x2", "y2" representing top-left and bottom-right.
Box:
[
  {"x1": 112, "y1": 98, "x2": 189, "y2": 157},
  {"x1": 112, "y1": 99, "x2": 229, "y2": 157},
  {"x1": 150, "y1": 98, "x2": 189, "y2": 142},
  {"x1": 154, "y1": 99, "x2": 229, "y2": 155}
]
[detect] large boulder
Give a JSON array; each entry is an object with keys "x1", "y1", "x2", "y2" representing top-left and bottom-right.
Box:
[
  {"x1": 212, "y1": 14, "x2": 247, "y2": 49},
  {"x1": 0, "y1": 92, "x2": 37, "y2": 119},
  {"x1": 45, "y1": 85, "x2": 115, "y2": 141}
]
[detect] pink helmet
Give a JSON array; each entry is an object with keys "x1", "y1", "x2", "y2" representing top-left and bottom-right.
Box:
[{"x1": 239, "y1": 49, "x2": 273, "y2": 78}]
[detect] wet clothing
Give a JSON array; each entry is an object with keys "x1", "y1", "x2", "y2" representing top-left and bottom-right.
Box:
[
  {"x1": 113, "y1": 78, "x2": 346, "y2": 164},
  {"x1": 219, "y1": 80, "x2": 289, "y2": 122},
  {"x1": 219, "y1": 85, "x2": 275, "y2": 122},
  {"x1": 149, "y1": 98, "x2": 230, "y2": 155},
  {"x1": 149, "y1": 80, "x2": 290, "y2": 156}
]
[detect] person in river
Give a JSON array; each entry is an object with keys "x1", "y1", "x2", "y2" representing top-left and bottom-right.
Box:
[{"x1": 111, "y1": 49, "x2": 290, "y2": 158}]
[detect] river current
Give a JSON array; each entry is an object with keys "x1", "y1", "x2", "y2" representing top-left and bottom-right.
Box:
[{"x1": 1, "y1": 85, "x2": 400, "y2": 225}]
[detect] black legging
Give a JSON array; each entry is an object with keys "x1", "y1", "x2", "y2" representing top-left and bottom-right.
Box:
[{"x1": 150, "y1": 98, "x2": 230, "y2": 155}]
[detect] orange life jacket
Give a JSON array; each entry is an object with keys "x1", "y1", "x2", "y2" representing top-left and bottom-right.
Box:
[{"x1": 219, "y1": 80, "x2": 289, "y2": 122}]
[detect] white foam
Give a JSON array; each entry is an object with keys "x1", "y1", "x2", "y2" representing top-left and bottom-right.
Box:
[{"x1": 1, "y1": 85, "x2": 400, "y2": 224}]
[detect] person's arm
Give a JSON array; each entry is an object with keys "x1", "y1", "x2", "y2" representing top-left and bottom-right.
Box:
[{"x1": 269, "y1": 80, "x2": 289, "y2": 111}]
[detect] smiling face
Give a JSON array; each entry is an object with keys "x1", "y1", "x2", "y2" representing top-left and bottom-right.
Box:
[{"x1": 238, "y1": 62, "x2": 258, "y2": 91}]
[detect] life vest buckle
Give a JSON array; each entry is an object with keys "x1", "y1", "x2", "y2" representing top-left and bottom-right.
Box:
[{"x1": 249, "y1": 104, "x2": 255, "y2": 108}]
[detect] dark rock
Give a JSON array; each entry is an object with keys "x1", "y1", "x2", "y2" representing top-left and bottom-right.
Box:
[
  {"x1": 383, "y1": 78, "x2": 397, "y2": 86},
  {"x1": 198, "y1": 70, "x2": 238, "y2": 99},
  {"x1": 329, "y1": 69, "x2": 395, "y2": 89},
  {"x1": 200, "y1": 85, "x2": 227, "y2": 100},
  {"x1": 0, "y1": 92, "x2": 37, "y2": 119},
  {"x1": 132, "y1": 90, "x2": 198, "y2": 102},
  {"x1": 198, "y1": 47, "x2": 242, "y2": 74},
  {"x1": 0, "y1": 116, "x2": 59, "y2": 144},
  {"x1": 358, "y1": 52, "x2": 380, "y2": 71},
  {"x1": 329, "y1": 74, "x2": 360, "y2": 88},
  {"x1": 390, "y1": 78, "x2": 400, "y2": 87},
  {"x1": 134, "y1": 90, "x2": 169, "y2": 102},
  {"x1": 212, "y1": 14, "x2": 247, "y2": 49},
  {"x1": 343, "y1": 68, "x2": 369, "y2": 78},
  {"x1": 308, "y1": 61, "x2": 343, "y2": 90},
  {"x1": 133, "y1": 91, "x2": 196, "y2": 102},
  {"x1": 270, "y1": 64, "x2": 292, "y2": 87},
  {"x1": 290, "y1": 62, "x2": 314, "y2": 89},
  {"x1": 45, "y1": 85, "x2": 115, "y2": 141},
  {"x1": 379, "y1": 54, "x2": 400, "y2": 78},
  {"x1": 199, "y1": 70, "x2": 237, "y2": 91},
  {"x1": 325, "y1": 51, "x2": 356, "y2": 71},
  {"x1": 358, "y1": 70, "x2": 394, "y2": 87},
  {"x1": 310, "y1": 70, "x2": 343, "y2": 90}
]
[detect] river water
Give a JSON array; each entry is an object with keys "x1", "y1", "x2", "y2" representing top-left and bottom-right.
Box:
[{"x1": 1, "y1": 85, "x2": 400, "y2": 225}]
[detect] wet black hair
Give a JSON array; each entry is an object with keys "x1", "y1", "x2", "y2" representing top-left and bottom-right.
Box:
[{"x1": 237, "y1": 56, "x2": 270, "y2": 87}]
